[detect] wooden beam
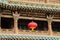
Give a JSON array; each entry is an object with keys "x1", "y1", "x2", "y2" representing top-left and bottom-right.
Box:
[
  {"x1": 19, "y1": 16, "x2": 47, "y2": 21},
  {"x1": 1, "y1": 15, "x2": 60, "y2": 22},
  {"x1": 53, "y1": 19, "x2": 60, "y2": 22},
  {"x1": 1, "y1": 15, "x2": 12, "y2": 18}
]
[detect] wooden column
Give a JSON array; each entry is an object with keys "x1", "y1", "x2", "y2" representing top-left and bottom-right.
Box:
[
  {"x1": 47, "y1": 15, "x2": 53, "y2": 36},
  {"x1": 13, "y1": 12, "x2": 20, "y2": 34},
  {"x1": 0, "y1": 13, "x2": 1, "y2": 32}
]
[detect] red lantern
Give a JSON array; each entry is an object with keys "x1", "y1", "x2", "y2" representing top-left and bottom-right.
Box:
[{"x1": 28, "y1": 21, "x2": 38, "y2": 31}]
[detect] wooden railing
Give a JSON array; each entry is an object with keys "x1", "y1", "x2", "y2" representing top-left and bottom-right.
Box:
[
  {"x1": 18, "y1": 30, "x2": 48, "y2": 35},
  {"x1": 53, "y1": 31, "x2": 60, "y2": 36},
  {"x1": 1, "y1": 29, "x2": 14, "y2": 34},
  {"x1": 0, "y1": 29, "x2": 60, "y2": 36}
]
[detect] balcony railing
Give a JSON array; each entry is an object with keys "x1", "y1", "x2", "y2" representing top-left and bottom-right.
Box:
[{"x1": 0, "y1": 29, "x2": 60, "y2": 36}]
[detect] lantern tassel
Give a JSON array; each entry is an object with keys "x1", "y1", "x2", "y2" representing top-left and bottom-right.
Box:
[{"x1": 32, "y1": 28, "x2": 34, "y2": 31}]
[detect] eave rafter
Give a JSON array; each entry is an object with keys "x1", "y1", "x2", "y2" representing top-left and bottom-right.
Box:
[{"x1": 0, "y1": 0, "x2": 60, "y2": 13}]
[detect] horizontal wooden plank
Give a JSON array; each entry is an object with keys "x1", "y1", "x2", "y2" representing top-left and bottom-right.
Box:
[{"x1": 1, "y1": 15, "x2": 60, "y2": 22}]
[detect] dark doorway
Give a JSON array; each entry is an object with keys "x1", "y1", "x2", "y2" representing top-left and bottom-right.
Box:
[
  {"x1": 18, "y1": 19, "x2": 48, "y2": 31},
  {"x1": 52, "y1": 22, "x2": 60, "y2": 32},
  {"x1": 1, "y1": 17, "x2": 13, "y2": 29}
]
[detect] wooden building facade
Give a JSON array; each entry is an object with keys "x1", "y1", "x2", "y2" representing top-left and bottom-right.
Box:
[{"x1": 0, "y1": 0, "x2": 60, "y2": 40}]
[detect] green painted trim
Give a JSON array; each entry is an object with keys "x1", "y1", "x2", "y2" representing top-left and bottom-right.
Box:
[
  {"x1": 0, "y1": 35, "x2": 59, "y2": 40},
  {"x1": 4, "y1": 0, "x2": 60, "y2": 9},
  {"x1": 0, "y1": 0, "x2": 60, "y2": 12}
]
